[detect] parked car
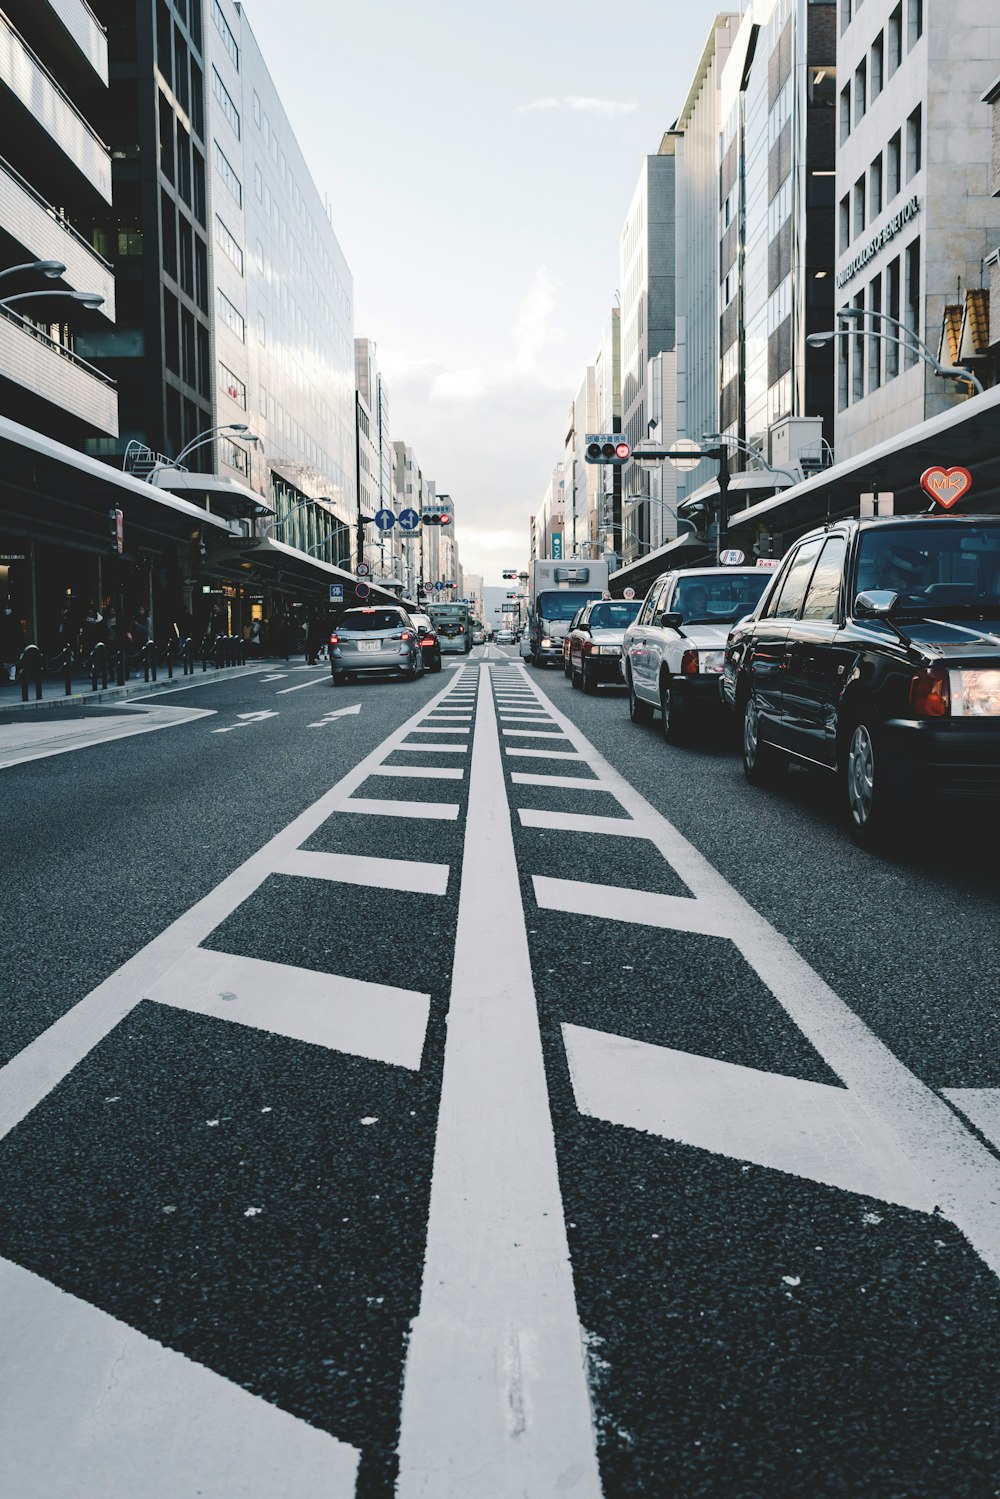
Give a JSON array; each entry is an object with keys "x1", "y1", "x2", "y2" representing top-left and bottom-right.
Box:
[
  {"x1": 724, "y1": 513, "x2": 1000, "y2": 843},
  {"x1": 563, "y1": 606, "x2": 588, "y2": 676},
  {"x1": 329, "y1": 606, "x2": 425, "y2": 684},
  {"x1": 623, "y1": 567, "x2": 775, "y2": 739},
  {"x1": 409, "y1": 612, "x2": 443, "y2": 672},
  {"x1": 567, "y1": 598, "x2": 643, "y2": 692}
]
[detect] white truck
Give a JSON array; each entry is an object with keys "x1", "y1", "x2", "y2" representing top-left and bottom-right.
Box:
[{"x1": 521, "y1": 559, "x2": 610, "y2": 668}]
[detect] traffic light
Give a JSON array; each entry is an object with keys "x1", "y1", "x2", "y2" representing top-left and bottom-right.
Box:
[
  {"x1": 502, "y1": 569, "x2": 518, "y2": 579},
  {"x1": 585, "y1": 436, "x2": 631, "y2": 464},
  {"x1": 421, "y1": 507, "x2": 452, "y2": 525}
]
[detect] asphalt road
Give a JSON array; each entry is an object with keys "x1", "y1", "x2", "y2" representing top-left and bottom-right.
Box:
[{"x1": 1, "y1": 646, "x2": 999, "y2": 1498}]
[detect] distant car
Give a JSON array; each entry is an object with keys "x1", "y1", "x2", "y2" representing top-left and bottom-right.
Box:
[
  {"x1": 567, "y1": 598, "x2": 642, "y2": 693},
  {"x1": 496, "y1": 628, "x2": 515, "y2": 644},
  {"x1": 329, "y1": 606, "x2": 425, "y2": 684},
  {"x1": 472, "y1": 630, "x2": 486, "y2": 645},
  {"x1": 725, "y1": 513, "x2": 1000, "y2": 844},
  {"x1": 563, "y1": 607, "x2": 588, "y2": 676},
  {"x1": 623, "y1": 567, "x2": 775, "y2": 740},
  {"x1": 409, "y1": 612, "x2": 443, "y2": 673}
]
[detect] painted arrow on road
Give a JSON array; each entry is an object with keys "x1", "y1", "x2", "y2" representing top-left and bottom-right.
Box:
[
  {"x1": 306, "y1": 704, "x2": 362, "y2": 729},
  {"x1": 210, "y1": 711, "x2": 280, "y2": 734}
]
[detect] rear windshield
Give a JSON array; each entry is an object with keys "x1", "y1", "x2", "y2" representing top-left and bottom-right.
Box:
[
  {"x1": 538, "y1": 590, "x2": 602, "y2": 621},
  {"x1": 586, "y1": 601, "x2": 642, "y2": 629},
  {"x1": 673, "y1": 573, "x2": 772, "y2": 624},
  {"x1": 855, "y1": 523, "x2": 1000, "y2": 606},
  {"x1": 339, "y1": 609, "x2": 405, "y2": 632}
]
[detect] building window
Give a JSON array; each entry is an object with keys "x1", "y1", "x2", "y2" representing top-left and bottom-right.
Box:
[
  {"x1": 254, "y1": 164, "x2": 262, "y2": 200},
  {"x1": 854, "y1": 60, "x2": 866, "y2": 123},
  {"x1": 839, "y1": 193, "x2": 850, "y2": 253},
  {"x1": 886, "y1": 255, "x2": 900, "y2": 378},
  {"x1": 853, "y1": 175, "x2": 866, "y2": 238},
  {"x1": 851, "y1": 292, "x2": 865, "y2": 403},
  {"x1": 906, "y1": 105, "x2": 922, "y2": 180},
  {"x1": 888, "y1": 129, "x2": 901, "y2": 199},
  {"x1": 216, "y1": 288, "x2": 245, "y2": 341},
  {"x1": 214, "y1": 216, "x2": 243, "y2": 274},
  {"x1": 907, "y1": 0, "x2": 923, "y2": 48},
  {"x1": 871, "y1": 32, "x2": 883, "y2": 99},
  {"x1": 259, "y1": 384, "x2": 267, "y2": 415},
  {"x1": 840, "y1": 84, "x2": 851, "y2": 142},
  {"x1": 257, "y1": 311, "x2": 266, "y2": 346},
  {"x1": 212, "y1": 68, "x2": 240, "y2": 137},
  {"x1": 220, "y1": 361, "x2": 246, "y2": 408},
  {"x1": 253, "y1": 90, "x2": 261, "y2": 127},
  {"x1": 840, "y1": 0, "x2": 851, "y2": 33},
  {"x1": 220, "y1": 435, "x2": 248, "y2": 474},
  {"x1": 212, "y1": 1, "x2": 239, "y2": 69},
  {"x1": 213, "y1": 140, "x2": 242, "y2": 205},
  {"x1": 868, "y1": 275, "x2": 882, "y2": 392},
  {"x1": 838, "y1": 326, "x2": 849, "y2": 410},
  {"x1": 869, "y1": 154, "x2": 883, "y2": 218},
  {"x1": 888, "y1": 2, "x2": 902, "y2": 74},
  {"x1": 904, "y1": 238, "x2": 921, "y2": 367}
]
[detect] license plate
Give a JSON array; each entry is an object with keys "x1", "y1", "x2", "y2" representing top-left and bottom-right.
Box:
[{"x1": 357, "y1": 640, "x2": 380, "y2": 652}]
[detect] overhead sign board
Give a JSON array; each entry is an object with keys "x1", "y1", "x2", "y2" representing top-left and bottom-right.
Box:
[
  {"x1": 502, "y1": 603, "x2": 518, "y2": 612},
  {"x1": 328, "y1": 583, "x2": 344, "y2": 602}
]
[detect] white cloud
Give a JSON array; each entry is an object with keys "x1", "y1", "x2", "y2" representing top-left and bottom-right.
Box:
[
  {"x1": 512, "y1": 266, "x2": 559, "y2": 378},
  {"x1": 429, "y1": 368, "x2": 490, "y2": 403},
  {"x1": 516, "y1": 95, "x2": 637, "y2": 117}
]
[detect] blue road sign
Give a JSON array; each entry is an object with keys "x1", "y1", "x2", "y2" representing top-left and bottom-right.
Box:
[
  {"x1": 433, "y1": 581, "x2": 445, "y2": 591},
  {"x1": 328, "y1": 583, "x2": 344, "y2": 602},
  {"x1": 398, "y1": 508, "x2": 420, "y2": 534},
  {"x1": 374, "y1": 508, "x2": 396, "y2": 532}
]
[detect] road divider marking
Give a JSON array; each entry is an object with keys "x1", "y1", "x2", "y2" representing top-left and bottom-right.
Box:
[
  {"x1": 275, "y1": 677, "x2": 331, "y2": 694},
  {"x1": 408, "y1": 726, "x2": 472, "y2": 735},
  {"x1": 0, "y1": 1257, "x2": 360, "y2": 1499},
  {"x1": 501, "y1": 728, "x2": 565, "y2": 738},
  {"x1": 941, "y1": 1089, "x2": 1000, "y2": 1151},
  {"x1": 274, "y1": 848, "x2": 449, "y2": 895},
  {"x1": 510, "y1": 773, "x2": 608, "y2": 790},
  {"x1": 147, "y1": 948, "x2": 429, "y2": 1070},
  {"x1": 533, "y1": 875, "x2": 720, "y2": 934},
  {"x1": 518, "y1": 809, "x2": 644, "y2": 838},
  {"x1": 396, "y1": 743, "x2": 469, "y2": 754},
  {"x1": 370, "y1": 765, "x2": 465, "y2": 780},
  {"x1": 397, "y1": 664, "x2": 602, "y2": 1498},
  {"x1": 563, "y1": 1026, "x2": 933, "y2": 1212},
  {"x1": 505, "y1": 747, "x2": 582, "y2": 761},
  {"x1": 340, "y1": 797, "x2": 460, "y2": 820}
]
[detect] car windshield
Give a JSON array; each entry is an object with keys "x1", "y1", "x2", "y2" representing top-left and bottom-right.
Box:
[
  {"x1": 339, "y1": 609, "x2": 404, "y2": 632},
  {"x1": 586, "y1": 601, "x2": 642, "y2": 629},
  {"x1": 673, "y1": 573, "x2": 773, "y2": 624},
  {"x1": 855, "y1": 523, "x2": 1000, "y2": 609},
  {"x1": 538, "y1": 590, "x2": 601, "y2": 621}
]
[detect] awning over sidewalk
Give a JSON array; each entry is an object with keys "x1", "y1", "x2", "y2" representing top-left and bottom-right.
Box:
[
  {"x1": 203, "y1": 533, "x2": 414, "y2": 609},
  {"x1": 151, "y1": 470, "x2": 273, "y2": 522}
]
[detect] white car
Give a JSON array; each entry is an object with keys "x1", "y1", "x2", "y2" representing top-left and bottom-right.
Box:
[
  {"x1": 496, "y1": 628, "x2": 515, "y2": 644},
  {"x1": 622, "y1": 567, "x2": 775, "y2": 740}
]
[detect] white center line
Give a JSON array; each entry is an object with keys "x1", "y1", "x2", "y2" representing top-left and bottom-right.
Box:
[
  {"x1": 397, "y1": 664, "x2": 601, "y2": 1497},
  {"x1": 275, "y1": 677, "x2": 331, "y2": 694}
]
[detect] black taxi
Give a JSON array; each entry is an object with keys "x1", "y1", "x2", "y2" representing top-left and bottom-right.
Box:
[{"x1": 722, "y1": 513, "x2": 1000, "y2": 843}]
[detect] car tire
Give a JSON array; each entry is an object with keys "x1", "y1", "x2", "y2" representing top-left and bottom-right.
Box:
[
  {"x1": 563, "y1": 654, "x2": 572, "y2": 678},
  {"x1": 431, "y1": 650, "x2": 442, "y2": 673},
  {"x1": 741, "y1": 691, "x2": 785, "y2": 785},
  {"x1": 660, "y1": 677, "x2": 684, "y2": 742},
  {"x1": 331, "y1": 672, "x2": 346, "y2": 687},
  {"x1": 571, "y1": 661, "x2": 581, "y2": 690},
  {"x1": 628, "y1": 674, "x2": 654, "y2": 724},
  {"x1": 845, "y1": 718, "x2": 899, "y2": 846},
  {"x1": 582, "y1": 663, "x2": 597, "y2": 695}
]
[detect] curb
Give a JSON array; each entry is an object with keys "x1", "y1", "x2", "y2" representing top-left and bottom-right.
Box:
[{"x1": 0, "y1": 662, "x2": 284, "y2": 717}]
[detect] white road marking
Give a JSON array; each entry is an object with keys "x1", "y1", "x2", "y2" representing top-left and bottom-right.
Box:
[
  {"x1": 340, "y1": 797, "x2": 460, "y2": 820},
  {"x1": 533, "y1": 875, "x2": 723, "y2": 935},
  {"x1": 0, "y1": 670, "x2": 463, "y2": 1144},
  {"x1": 0, "y1": 1257, "x2": 359, "y2": 1499},
  {"x1": 275, "y1": 677, "x2": 331, "y2": 694},
  {"x1": 306, "y1": 703, "x2": 363, "y2": 727},
  {"x1": 518, "y1": 809, "x2": 644, "y2": 838},
  {"x1": 407, "y1": 726, "x2": 471, "y2": 735},
  {"x1": 510, "y1": 773, "x2": 611, "y2": 791},
  {"x1": 275, "y1": 848, "x2": 449, "y2": 895},
  {"x1": 396, "y1": 743, "x2": 469, "y2": 754},
  {"x1": 563, "y1": 1026, "x2": 933, "y2": 1212},
  {"x1": 260, "y1": 674, "x2": 287, "y2": 681},
  {"x1": 147, "y1": 948, "x2": 429, "y2": 1070},
  {"x1": 0, "y1": 705, "x2": 215, "y2": 770},
  {"x1": 505, "y1": 747, "x2": 582, "y2": 761},
  {"x1": 942, "y1": 1089, "x2": 1000, "y2": 1151},
  {"x1": 397, "y1": 664, "x2": 602, "y2": 1498},
  {"x1": 210, "y1": 710, "x2": 280, "y2": 734},
  {"x1": 523, "y1": 669, "x2": 1000, "y2": 1280},
  {"x1": 370, "y1": 765, "x2": 465, "y2": 780},
  {"x1": 501, "y1": 728, "x2": 565, "y2": 738}
]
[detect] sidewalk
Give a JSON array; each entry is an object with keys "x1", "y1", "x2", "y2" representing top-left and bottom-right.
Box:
[{"x1": 0, "y1": 657, "x2": 291, "y2": 717}]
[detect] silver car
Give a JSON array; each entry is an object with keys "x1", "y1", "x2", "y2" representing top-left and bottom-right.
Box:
[
  {"x1": 329, "y1": 606, "x2": 425, "y2": 684},
  {"x1": 567, "y1": 598, "x2": 642, "y2": 692}
]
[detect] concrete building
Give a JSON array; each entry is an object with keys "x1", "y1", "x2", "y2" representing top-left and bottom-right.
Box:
[
  {"x1": 982, "y1": 76, "x2": 1000, "y2": 388},
  {"x1": 619, "y1": 144, "x2": 677, "y2": 560},
  {"x1": 566, "y1": 367, "x2": 600, "y2": 558},
  {"x1": 718, "y1": 0, "x2": 837, "y2": 462},
  {"x1": 594, "y1": 306, "x2": 623, "y2": 563},
  {"x1": 0, "y1": 0, "x2": 118, "y2": 447},
  {"x1": 834, "y1": 0, "x2": 1000, "y2": 456},
  {"x1": 532, "y1": 466, "x2": 567, "y2": 560}
]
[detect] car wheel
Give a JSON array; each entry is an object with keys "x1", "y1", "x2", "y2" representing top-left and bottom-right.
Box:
[
  {"x1": 432, "y1": 650, "x2": 442, "y2": 673},
  {"x1": 845, "y1": 719, "x2": 899, "y2": 845},
  {"x1": 660, "y1": 677, "x2": 684, "y2": 742},
  {"x1": 741, "y1": 692, "x2": 785, "y2": 785},
  {"x1": 563, "y1": 654, "x2": 572, "y2": 678},
  {"x1": 628, "y1": 673, "x2": 654, "y2": 724},
  {"x1": 331, "y1": 672, "x2": 346, "y2": 687},
  {"x1": 582, "y1": 663, "x2": 597, "y2": 695},
  {"x1": 571, "y1": 661, "x2": 581, "y2": 690}
]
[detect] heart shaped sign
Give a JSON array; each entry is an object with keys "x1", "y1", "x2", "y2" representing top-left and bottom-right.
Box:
[{"x1": 920, "y1": 465, "x2": 973, "y2": 509}]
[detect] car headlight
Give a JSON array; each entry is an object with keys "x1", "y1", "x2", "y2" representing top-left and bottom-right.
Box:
[
  {"x1": 596, "y1": 645, "x2": 621, "y2": 655},
  {"x1": 700, "y1": 650, "x2": 725, "y2": 674},
  {"x1": 541, "y1": 637, "x2": 554, "y2": 647}
]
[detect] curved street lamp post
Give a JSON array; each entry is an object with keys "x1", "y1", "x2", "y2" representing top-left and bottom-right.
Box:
[{"x1": 807, "y1": 306, "x2": 984, "y2": 394}]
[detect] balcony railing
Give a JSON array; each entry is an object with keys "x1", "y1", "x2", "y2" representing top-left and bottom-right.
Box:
[{"x1": 0, "y1": 301, "x2": 118, "y2": 433}]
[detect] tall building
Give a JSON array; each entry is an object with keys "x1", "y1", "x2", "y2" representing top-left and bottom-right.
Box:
[
  {"x1": 619, "y1": 143, "x2": 677, "y2": 560},
  {"x1": 0, "y1": 0, "x2": 118, "y2": 445},
  {"x1": 718, "y1": 0, "x2": 837, "y2": 462},
  {"x1": 566, "y1": 367, "x2": 599, "y2": 558},
  {"x1": 594, "y1": 305, "x2": 622, "y2": 562},
  {"x1": 834, "y1": 0, "x2": 1000, "y2": 454}
]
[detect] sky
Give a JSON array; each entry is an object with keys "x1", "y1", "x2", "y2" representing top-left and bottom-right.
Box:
[{"x1": 243, "y1": 0, "x2": 725, "y2": 586}]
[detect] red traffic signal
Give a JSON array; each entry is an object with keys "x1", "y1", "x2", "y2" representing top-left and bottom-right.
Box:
[
  {"x1": 422, "y1": 509, "x2": 451, "y2": 525},
  {"x1": 585, "y1": 436, "x2": 630, "y2": 464}
]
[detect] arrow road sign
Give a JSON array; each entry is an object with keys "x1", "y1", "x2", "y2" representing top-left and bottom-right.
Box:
[
  {"x1": 306, "y1": 704, "x2": 363, "y2": 728},
  {"x1": 434, "y1": 581, "x2": 444, "y2": 591},
  {"x1": 374, "y1": 508, "x2": 396, "y2": 532},
  {"x1": 398, "y1": 508, "x2": 421, "y2": 534},
  {"x1": 210, "y1": 711, "x2": 279, "y2": 735}
]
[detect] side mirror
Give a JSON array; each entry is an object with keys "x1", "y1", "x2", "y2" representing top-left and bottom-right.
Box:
[
  {"x1": 659, "y1": 611, "x2": 684, "y2": 631},
  {"x1": 854, "y1": 589, "x2": 899, "y2": 618}
]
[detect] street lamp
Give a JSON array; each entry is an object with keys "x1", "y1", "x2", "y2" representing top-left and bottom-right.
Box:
[
  {"x1": 0, "y1": 289, "x2": 104, "y2": 310},
  {"x1": 701, "y1": 432, "x2": 800, "y2": 488},
  {"x1": 807, "y1": 307, "x2": 984, "y2": 394},
  {"x1": 0, "y1": 259, "x2": 66, "y2": 283}
]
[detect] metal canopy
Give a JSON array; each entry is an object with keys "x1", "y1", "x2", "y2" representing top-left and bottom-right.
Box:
[
  {"x1": 151, "y1": 470, "x2": 274, "y2": 521},
  {"x1": 203, "y1": 533, "x2": 411, "y2": 608}
]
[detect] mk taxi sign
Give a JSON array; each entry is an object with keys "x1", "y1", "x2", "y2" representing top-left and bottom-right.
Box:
[{"x1": 836, "y1": 195, "x2": 919, "y2": 289}]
